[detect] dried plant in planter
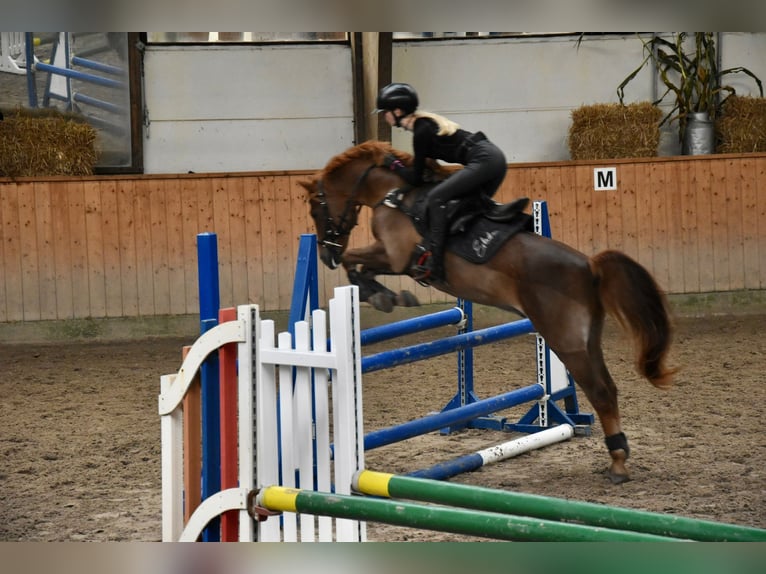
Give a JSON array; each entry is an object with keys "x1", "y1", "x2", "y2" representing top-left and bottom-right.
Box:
[{"x1": 617, "y1": 33, "x2": 763, "y2": 148}]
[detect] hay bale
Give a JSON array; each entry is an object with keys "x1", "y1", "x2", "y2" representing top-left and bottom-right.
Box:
[
  {"x1": 716, "y1": 95, "x2": 766, "y2": 153},
  {"x1": 568, "y1": 102, "x2": 662, "y2": 160},
  {"x1": 0, "y1": 107, "x2": 98, "y2": 177}
]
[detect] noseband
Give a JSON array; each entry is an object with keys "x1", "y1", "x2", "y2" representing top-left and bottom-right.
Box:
[{"x1": 314, "y1": 164, "x2": 377, "y2": 261}]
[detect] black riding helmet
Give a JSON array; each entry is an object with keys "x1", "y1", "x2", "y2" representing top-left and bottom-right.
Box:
[{"x1": 373, "y1": 82, "x2": 419, "y2": 115}]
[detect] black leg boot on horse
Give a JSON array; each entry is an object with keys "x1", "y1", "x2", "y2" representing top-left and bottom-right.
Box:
[{"x1": 416, "y1": 203, "x2": 448, "y2": 283}]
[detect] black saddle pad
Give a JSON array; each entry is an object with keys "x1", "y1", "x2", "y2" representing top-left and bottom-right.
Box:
[
  {"x1": 446, "y1": 211, "x2": 533, "y2": 263},
  {"x1": 404, "y1": 188, "x2": 533, "y2": 264}
]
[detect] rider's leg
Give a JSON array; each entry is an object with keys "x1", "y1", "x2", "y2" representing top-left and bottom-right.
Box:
[{"x1": 424, "y1": 201, "x2": 448, "y2": 281}]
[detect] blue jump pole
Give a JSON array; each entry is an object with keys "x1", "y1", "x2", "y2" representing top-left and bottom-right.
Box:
[
  {"x1": 196, "y1": 232, "x2": 221, "y2": 542},
  {"x1": 363, "y1": 383, "x2": 544, "y2": 450},
  {"x1": 360, "y1": 307, "x2": 465, "y2": 346},
  {"x1": 71, "y1": 55, "x2": 124, "y2": 76},
  {"x1": 362, "y1": 318, "x2": 534, "y2": 373},
  {"x1": 34, "y1": 61, "x2": 126, "y2": 89}
]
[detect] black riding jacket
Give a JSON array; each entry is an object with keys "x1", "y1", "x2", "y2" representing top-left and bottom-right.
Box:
[{"x1": 395, "y1": 116, "x2": 475, "y2": 186}]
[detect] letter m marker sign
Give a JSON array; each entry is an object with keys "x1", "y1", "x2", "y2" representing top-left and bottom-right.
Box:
[{"x1": 594, "y1": 167, "x2": 617, "y2": 191}]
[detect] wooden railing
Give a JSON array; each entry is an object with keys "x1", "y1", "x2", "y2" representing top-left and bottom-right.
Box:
[{"x1": 1, "y1": 153, "x2": 765, "y2": 322}]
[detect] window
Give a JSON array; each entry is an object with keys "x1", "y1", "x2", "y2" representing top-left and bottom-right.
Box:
[
  {"x1": 0, "y1": 32, "x2": 142, "y2": 173},
  {"x1": 146, "y1": 33, "x2": 347, "y2": 43}
]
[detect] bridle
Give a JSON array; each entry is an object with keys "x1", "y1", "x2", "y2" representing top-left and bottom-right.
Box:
[{"x1": 313, "y1": 163, "x2": 377, "y2": 263}]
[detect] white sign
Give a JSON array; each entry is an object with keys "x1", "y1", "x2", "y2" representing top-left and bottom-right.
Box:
[{"x1": 594, "y1": 167, "x2": 617, "y2": 191}]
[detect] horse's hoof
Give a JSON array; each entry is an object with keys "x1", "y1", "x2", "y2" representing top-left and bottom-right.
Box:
[
  {"x1": 607, "y1": 462, "x2": 631, "y2": 484},
  {"x1": 369, "y1": 292, "x2": 394, "y2": 313},
  {"x1": 607, "y1": 470, "x2": 631, "y2": 484},
  {"x1": 395, "y1": 290, "x2": 420, "y2": 307}
]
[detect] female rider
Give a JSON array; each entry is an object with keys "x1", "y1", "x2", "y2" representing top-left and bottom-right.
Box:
[{"x1": 373, "y1": 82, "x2": 508, "y2": 282}]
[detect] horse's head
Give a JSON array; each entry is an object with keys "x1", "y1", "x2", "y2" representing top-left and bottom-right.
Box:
[
  {"x1": 300, "y1": 141, "x2": 413, "y2": 269},
  {"x1": 299, "y1": 174, "x2": 358, "y2": 269}
]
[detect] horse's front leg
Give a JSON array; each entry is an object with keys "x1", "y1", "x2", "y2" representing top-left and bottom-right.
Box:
[{"x1": 343, "y1": 241, "x2": 419, "y2": 312}]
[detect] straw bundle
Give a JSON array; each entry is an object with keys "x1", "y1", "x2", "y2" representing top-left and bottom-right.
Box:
[
  {"x1": 0, "y1": 107, "x2": 98, "y2": 177},
  {"x1": 716, "y1": 96, "x2": 766, "y2": 153},
  {"x1": 568, "y1": 102, "x2": 662, "y2": 160}
]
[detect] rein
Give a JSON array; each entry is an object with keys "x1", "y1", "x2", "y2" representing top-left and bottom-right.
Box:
[{"x1": 315, "y1": 163, "x2": 377, "y2": 257}]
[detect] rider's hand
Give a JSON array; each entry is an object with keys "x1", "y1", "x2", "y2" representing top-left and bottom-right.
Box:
[{"x1": 383, "y1": 154, "x2": 405, "y2": 171}]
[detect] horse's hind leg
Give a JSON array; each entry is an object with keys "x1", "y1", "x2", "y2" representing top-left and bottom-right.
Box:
[
  {"x1": 559, "y1": 348, "x2": 630, "y2": 484},
  {"x1": 539, "y1": 301, "x2": 630, "y2": 484}
]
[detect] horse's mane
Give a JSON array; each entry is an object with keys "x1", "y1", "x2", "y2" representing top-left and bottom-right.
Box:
[
  {"x1": 320, "y1": 140, "x2": 412, "y2": 178},
  {"x1": 322, "y1": 139, "x2": 450, "y2": 176}
]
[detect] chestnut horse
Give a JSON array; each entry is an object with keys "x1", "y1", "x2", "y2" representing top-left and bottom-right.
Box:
[{"x1": 299, "y1": 140, "x2": 676, "y2": 483}]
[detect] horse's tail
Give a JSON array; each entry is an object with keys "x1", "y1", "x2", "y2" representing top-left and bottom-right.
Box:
[{"x1": 591, "y1": 250, "x2": 677, "y2": 389}]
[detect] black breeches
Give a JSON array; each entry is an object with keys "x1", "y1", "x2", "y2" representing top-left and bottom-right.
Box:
[{"x1": 426, "y1": 141, "x2": 507, "y2": 210}]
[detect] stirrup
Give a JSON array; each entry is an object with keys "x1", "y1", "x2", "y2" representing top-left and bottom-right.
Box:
[{"x1": 412, "y1": 250, "x2": 434, "y2": 284}]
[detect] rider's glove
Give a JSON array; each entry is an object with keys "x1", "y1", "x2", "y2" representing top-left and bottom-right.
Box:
[{"x1": 383, "y1": 154, "x2": 405, "y2": 171}]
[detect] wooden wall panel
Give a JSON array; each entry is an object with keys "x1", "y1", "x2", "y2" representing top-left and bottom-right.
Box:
[
  {"x1": 243, "y1": 176, "x2": 265, "y2": 308},
  {"x1": 694, "y1": 161, "x2": 715, "y2": 292},
  {"x1": 133, "y1": 180, "x2": 155, "y2": 316},
  {"x1": 604, "y1": 166, "x2": 624, "y2": 254},
  {"x1": 0, "y1": 187, "x2": 7, "y2": 322},
  {"x1": 678, "y1": 161, "x2": 700, "y2": 292},
  {"x1": 226, "y1": 177, "x2": 248, "y2": 308},
  {"x1": 17, "y1": 183, "x2": 40, "y2": 321},
  {"x1": 68, "y1": 182, "x2": 89, "y2": 318},
  {"x1": 740, "y1": 158, "x2": 760, "y2": 290},
  {"x1": 618, "y1": 164, "x2": 639, "y2": 261},
  {"x1": 116, "y1": 179, "x2": 139, "y2": 317},
  {"x1": 709, "y1": 160, "x2": 730, "y2": 291},
  {"x1": 558, "y1": 163, "x2": 578, "y2": 248},
  {"x1": 180, "y1": 178, "x2": 201, "y2": 315},
  {"x1": 725, "y1": 159, "x2": 745, "y2": 291},
  {"x1": 2, "y1": 185, "x2": 24, "y2": 321},
  {"x1": 650, "y1": 162, "x2": 670, "y2": 291},
  {"x1": 211, "y1": 177, "x2": 233, "y2": 310},
  {"x1": 83, "y1": 181, "x2": 106, "y2": 318},
  {"x1": 274, "y1": 175, "x2": 295, "y2": 311},
  {"x1": 2, "y1": 154, "x2": 765, "y2": 324},
  {"x1": 164, "y1": 180, "x2": 187, "y2": 316},
  {"x1": 756, "y1": 159, "x2": 766, "y2": 289},
  {"x1": 34, "y1": 182, "x2": 57, "y2": 320},
  {"x1": 100, "y1": 180, "x2": 123, "y2": 318},
  {"x1": 664, "y1": 162, "x2": 685, "y2": 294},
  {"x1": 258, "y1": 176, "x2": 280, "y2": 311},
  {"x1": 50, "y1": 182, "x2": 74, "y2": 319}
]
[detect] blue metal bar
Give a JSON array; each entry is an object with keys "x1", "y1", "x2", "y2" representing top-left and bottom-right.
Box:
[
  {"x1": 71, "y1": 55, "x2": 124, "y2": 76},
  {"x1": 363, "y1": 384, "x2": 544, "y2": 450},
  {"x1": 360, "y1": 307, "x2": 465, "y2": 346},
  {"x1": 25, "y1": 33, "x2": 38, "y2": 108},
  {"x1": 196, "y1": 233, "x2": 221, "y2": 542},
  {"x1": 73, "y1": 92, "x2": 123, "y2": 114},
  {"x1": 35, "y1": 61, "x2": 125, "y2": 89},
  {"x1": 406, "y1": 452, "x2": 484, "y2": 480},
  {"x1": 289, "y1": 234, "x2": 320, "y2": 336},
  {"x1": 362, "y1": 318, "x2": 534, "y2": 373}
]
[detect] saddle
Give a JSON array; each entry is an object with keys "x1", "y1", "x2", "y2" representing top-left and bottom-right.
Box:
[{"x1": 381, "y1": 186, "x2": 533, "y2": 265}]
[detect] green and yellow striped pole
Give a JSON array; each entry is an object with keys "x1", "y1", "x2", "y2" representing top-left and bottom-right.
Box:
[
  {"x1": 257, "y1": 485, "x2": 681, "y2": 542},
  {"x1": 353, "y1": 470, "x2": 766, "y2": 542}
]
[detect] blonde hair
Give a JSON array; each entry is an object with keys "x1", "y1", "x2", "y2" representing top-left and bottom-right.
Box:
[{"x1": 412, "y1": 111, "x2": 460, "y2": 136}]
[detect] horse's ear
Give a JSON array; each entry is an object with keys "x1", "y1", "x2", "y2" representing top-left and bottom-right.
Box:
[{"x1": 298, "y1": 179, "x2": 315, "y2": 194}]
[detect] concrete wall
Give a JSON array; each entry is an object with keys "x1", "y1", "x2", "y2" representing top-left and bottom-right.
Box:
[
  {"x1": 140, "y1": 33, "x2": 766, "y2": 173},
  {"x1": 142, "y1": 43, "x2": 355, "y2": 174}
]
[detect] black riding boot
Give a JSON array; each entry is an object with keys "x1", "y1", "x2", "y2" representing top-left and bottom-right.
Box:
[{"x1": 425, "y1": 203, "x2": 448, "y2": 281}]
